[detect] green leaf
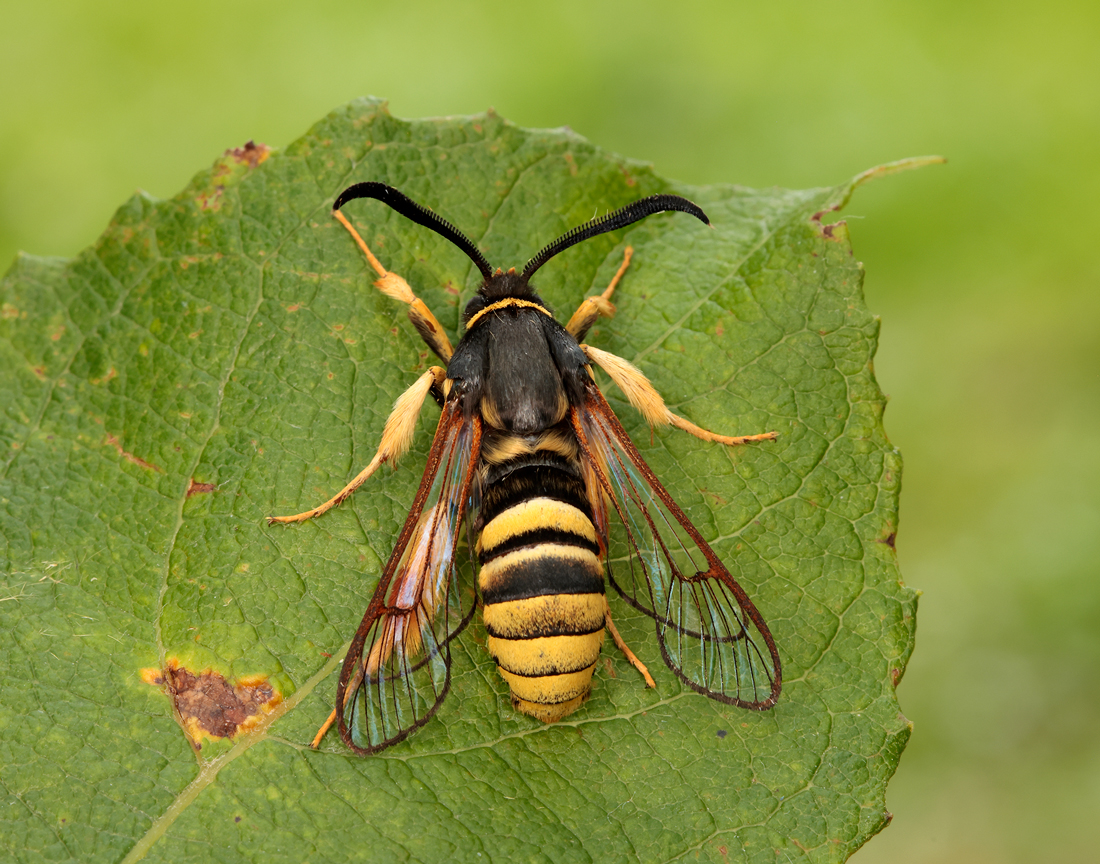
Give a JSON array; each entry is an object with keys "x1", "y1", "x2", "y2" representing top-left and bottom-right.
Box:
[{"x1": 0, "y1": 98, "x2": 919, "y2": 863}]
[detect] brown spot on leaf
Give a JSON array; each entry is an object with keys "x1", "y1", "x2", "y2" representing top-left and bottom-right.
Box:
[
  {"x1": 702, "y1": 488, "x2": 728, "y2": 507},
  {"x1": 103, "y1": 432, "x2": 162, "y2": 473},
  {"x1": 197, "y1": 186, "x2": 225, "y2": 211},
  {"x1": 1, "y1": 303, "x2": 19, "y2": 319},
  {"x1": 227, "y1": 140, "x2": 271, "y2": 169},
  {"x1": 563, "y1": 152, "x2": 578, "y2": 176},
  {"x1": 187, "y1": 479, "x2": 215, "y2": 498},
  {"x1": 50, "y1": 326, "x2": 66, "y2": 341},
  {"x1": 891, "y1": 667, "x2": 902, "y2": 687},
  {"x1": 286, "y1": 303, "x2": 301, "y2": 312},
  {"x1": 145, "y1": 660, "x2": 282, "y2": 745},
  {"x1": 877, "y1": 531, "x2": 897, "y2": 548}
]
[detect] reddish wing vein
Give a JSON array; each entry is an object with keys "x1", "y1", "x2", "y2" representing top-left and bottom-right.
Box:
[
  {"x1": 336, "y1": 401, "x2": 482, "y2": 754},
  {"x1": 573, "y1": 381, "x2": 781, "y2": 708}
]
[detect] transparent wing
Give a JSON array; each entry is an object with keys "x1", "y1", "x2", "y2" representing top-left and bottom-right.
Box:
[
  {"x1": 336, "y1": 401, "x2": 482, "y2": 754},
  {"x1": 573, "y1": 381, "x2": 781, "y2": 708}
]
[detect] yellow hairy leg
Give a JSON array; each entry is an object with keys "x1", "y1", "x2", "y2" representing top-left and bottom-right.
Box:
[
  {"x1": 267, "y1": 366, "x2": 445, "y2": 525},
  {"x1": 581, "y1": 344, "x2": 778, "y2": 447}
]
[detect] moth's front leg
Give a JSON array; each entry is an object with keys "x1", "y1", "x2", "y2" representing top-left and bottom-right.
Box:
[
  {"x1": 565, "y1": 245, "x2": 633, "y2": 342},
  {"x1": 333, "y1": 208, "x2": 454, "y2": 362},
  {"x1": 267, "y1": 366, "x2": 447, "y2": 524}
]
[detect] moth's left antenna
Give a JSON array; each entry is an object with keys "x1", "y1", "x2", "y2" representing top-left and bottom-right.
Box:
[{"x1": 334, "y1": 182, "x2": 495, "y2": 282}]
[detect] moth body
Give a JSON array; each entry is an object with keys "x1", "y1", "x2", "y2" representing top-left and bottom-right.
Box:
[{"x1": 447, "y1": 277, "x2": 607, "y2": 719}]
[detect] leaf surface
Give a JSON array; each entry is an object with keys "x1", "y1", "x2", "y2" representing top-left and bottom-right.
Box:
[{"x1": 0, "y1": 99, "x2": 917, "y2": 863}]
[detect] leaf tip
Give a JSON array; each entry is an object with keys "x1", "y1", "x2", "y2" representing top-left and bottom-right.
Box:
[{"x1": 851, "y1": 155, "x2": 947, "y2": 190}]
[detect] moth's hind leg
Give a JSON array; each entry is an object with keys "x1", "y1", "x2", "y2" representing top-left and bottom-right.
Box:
[
  {"x1": 333, "y1": 208, "x2": 454, "y2": 362},
  {"x1": 604, "y1": 598, "x2": 656, "y2": 689},
  {"x1": 267, "y1": 366, "x2": 446, "y2": 525},
  {"x1": 311, "y1": 661, "x2": 364, "y2": 749},
  {"x1": 565, "y1": 246, "x2": 633, "y2": 342},
  {"x1": 582, "y1": 344, "x2": 778, "y2": 447}
]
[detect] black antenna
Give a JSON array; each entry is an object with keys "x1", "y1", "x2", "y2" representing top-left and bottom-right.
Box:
[
  {"x1": 521, "y1": 194, "x2": 710, "y2": 280},
  {"x1": 333, "y1": 182, "x2": 495, "y2": 282}
]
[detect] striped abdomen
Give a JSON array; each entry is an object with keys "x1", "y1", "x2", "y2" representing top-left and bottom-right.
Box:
[{"x1": 476, "y1": 453, "x2": 606, "y2": 721}]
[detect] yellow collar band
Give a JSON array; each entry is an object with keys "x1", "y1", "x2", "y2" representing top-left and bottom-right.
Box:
[{"x1": 466, "y1": 298, "x2": 552, "y2": 330}]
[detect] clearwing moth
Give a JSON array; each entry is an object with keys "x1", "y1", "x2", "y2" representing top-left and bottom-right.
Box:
[{"x1": 269, "y1": 182, "x2": 781, "y2": 755}]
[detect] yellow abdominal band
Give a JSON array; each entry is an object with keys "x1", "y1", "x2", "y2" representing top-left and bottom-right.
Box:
[{"x1": 478, "y1": 494, "x2": 607, "y2": 722}]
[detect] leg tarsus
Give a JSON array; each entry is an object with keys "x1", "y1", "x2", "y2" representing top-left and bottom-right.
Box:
[
  {"x1": 566, "y1": 246, "x2": 633, "y2": 340},
  {"x1": 605, "y1": 600, "x2": 656, "y2": 689},
  {"x1": 311, "y1": 709, "x2": 337, "y2": 749},
  {"x1": 266, "y1": 452, "x2": 384, "y2": 525},
  {"x1": 599, "y1": 244, "x2": 633, "y2": 304},
  {"x1": 311, "y1": 654, "x2": 364, "y2": 749},
  {"x1": 268, "y1": 367, "x2": 445, "y2": 525},
  {"x1": 334, "y1": 209, "x2": 389, "y2": 280},
  {"x1": 667, "y1": 413, "x2": 779, "y2": 446}
]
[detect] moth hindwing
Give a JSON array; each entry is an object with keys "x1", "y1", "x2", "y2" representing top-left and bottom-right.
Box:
[{"x1": 269, "y1": 182, "x2": 781, "y2": 755}]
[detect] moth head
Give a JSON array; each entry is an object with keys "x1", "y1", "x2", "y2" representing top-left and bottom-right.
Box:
[{"x1": 479, "y1": 267, "x2": 531, "y2": 300}]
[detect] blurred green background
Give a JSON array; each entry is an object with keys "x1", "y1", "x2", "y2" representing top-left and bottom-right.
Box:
[{"x1": 2, "y1": 1, "x2": 1097, "y2": 861}]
